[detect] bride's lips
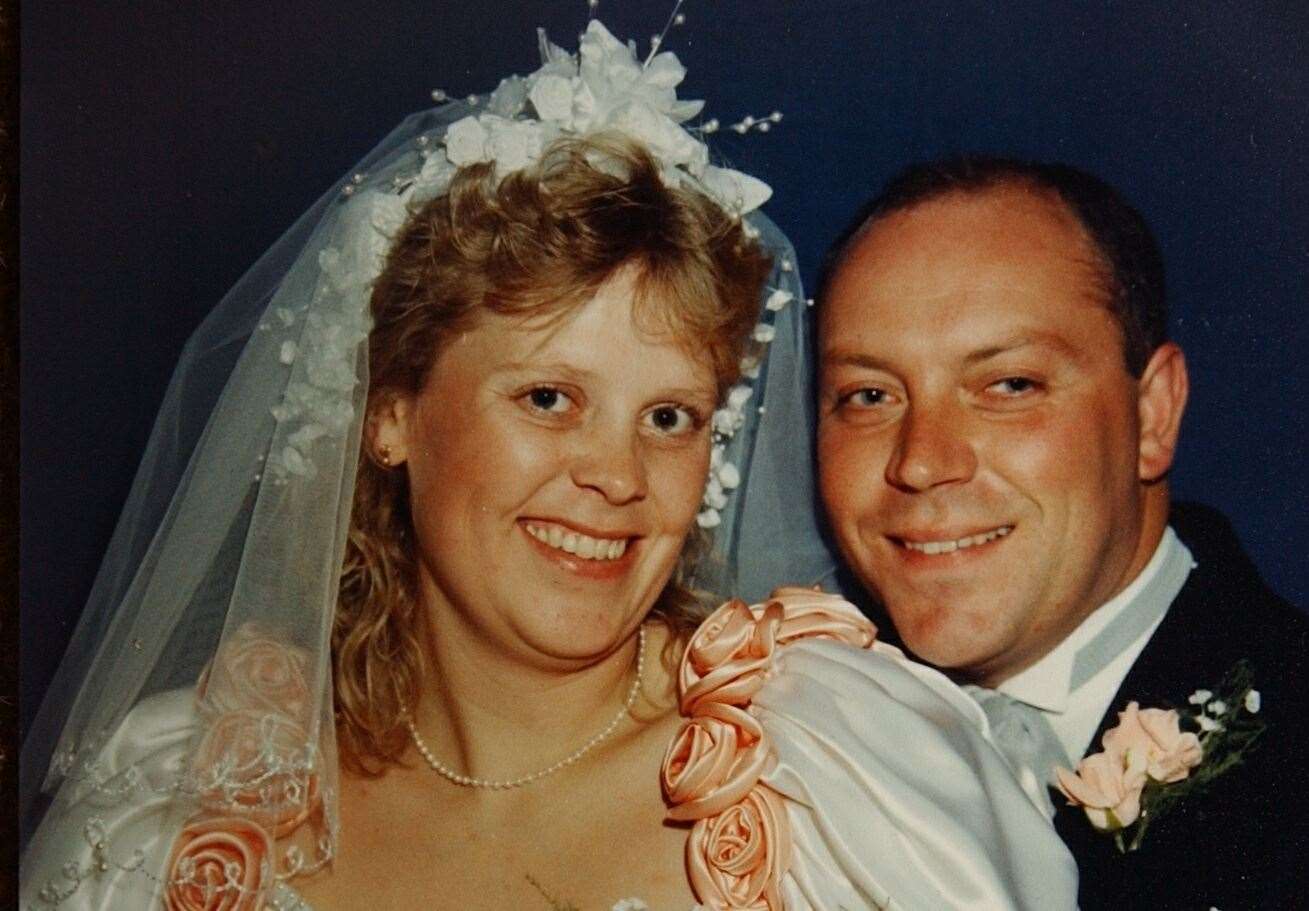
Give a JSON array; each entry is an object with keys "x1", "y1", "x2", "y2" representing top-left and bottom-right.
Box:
[{"x1": 518, "y1": 518, "x2": 640, "y2": 580}]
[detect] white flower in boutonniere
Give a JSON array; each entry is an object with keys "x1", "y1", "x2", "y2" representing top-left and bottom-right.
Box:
[{"x1": 1055, "y1": 660, "x2": 1266, "y2": 853}]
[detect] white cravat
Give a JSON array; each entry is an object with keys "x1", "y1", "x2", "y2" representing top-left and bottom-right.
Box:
[{"x1": 976, "y1": 527, "x2": 1195, "y2": 808}]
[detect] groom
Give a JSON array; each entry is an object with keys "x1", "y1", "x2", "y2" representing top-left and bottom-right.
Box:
[{"x1": 814, "y1": 157, "x2": 1308, "y2": 908}]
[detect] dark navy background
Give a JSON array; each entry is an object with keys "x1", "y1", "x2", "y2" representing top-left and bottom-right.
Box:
[{"x1": 21, "y1": 2, "x2": 1308, "y2": 733}]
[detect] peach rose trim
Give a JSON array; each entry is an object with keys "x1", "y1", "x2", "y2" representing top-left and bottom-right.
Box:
[{"x1": 661, "y1": 589, "x2": 877, "y2": 910}]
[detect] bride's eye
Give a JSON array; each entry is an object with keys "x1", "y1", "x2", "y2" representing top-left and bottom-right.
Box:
[
  {"x1": 644, "y1": 404, "x2": 700, "y2": 436},
  {"x1": 523, "y1": 386, "x2": 573, "y2": 414}
]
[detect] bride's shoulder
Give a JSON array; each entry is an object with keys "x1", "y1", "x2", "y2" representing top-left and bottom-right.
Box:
[
  {"x1": 669, "y1": 589, "x2": 1077, "y2": 910},
  {"x1": 21, "y1": 688, "x2": 202, "y2": 909},
  {"x1": 59, "y1": 687, "x2": 202, "y2": 803}
]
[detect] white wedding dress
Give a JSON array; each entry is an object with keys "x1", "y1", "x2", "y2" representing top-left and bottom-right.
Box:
[{"x1": 22, "y1": 638, "x2": 1077, "y2": 910}]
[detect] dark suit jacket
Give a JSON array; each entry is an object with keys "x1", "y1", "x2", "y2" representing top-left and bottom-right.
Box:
[{"x1": 1053, "y1": 502, "x2": 1309, "y2": 910}]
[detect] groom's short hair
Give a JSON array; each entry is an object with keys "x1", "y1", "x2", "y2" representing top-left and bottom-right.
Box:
[{"x1": 822, "y1": 157, "x2": 1168, "y2": 377}]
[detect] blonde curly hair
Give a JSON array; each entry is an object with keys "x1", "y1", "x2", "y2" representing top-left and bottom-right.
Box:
[{"x1": 333, "y1": 135, "x2": 771, "y2": 772}]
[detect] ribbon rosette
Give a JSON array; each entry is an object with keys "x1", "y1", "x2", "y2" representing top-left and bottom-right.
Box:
[
  {"x1": 164, "y1": 816, "x2": 274, "y2": 911},
  {"x1": 163, "y1": 629, "x2": 323, "y2": 906},
  {"x1": 661, "y1": 588, "x2": 876, "y2": 910}
]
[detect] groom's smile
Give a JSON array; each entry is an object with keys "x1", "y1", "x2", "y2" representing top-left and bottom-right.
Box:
[{"x1": 817, "y1": 184, "x2": 1175, "y2": 687}]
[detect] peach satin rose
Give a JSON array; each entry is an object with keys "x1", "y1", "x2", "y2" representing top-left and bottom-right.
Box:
[
  {"x1": 664, "y1": 589, "x2": 877, "y2": 909},
  {"x1": 164, "y1": 816, "x2": 273, "y2": 911},
  {"x1": 663, "y1": 703, "x2": 769, "y2": 821},
  {"x1": 1104, "y1": 702, "x2": 1203, "y2": 784},
  {"x1": 678, "y1": 591, "x2": 876, "y2": 715},
  {"x1": 1057, "y1": 700, "x2": 1206, "y2": 830},
  {"x1": 687, "y1": 785, "x2": 793, "y2": 911},
  {"x1": 193, "y1": 710, "x2": 321, "y2": 838},
  {"x1": 197, "y1": 625, "x2": 312, "y2": 722},
  {"x1": 1055, "y1": 745, "x2": 1149, "y2": 831}
]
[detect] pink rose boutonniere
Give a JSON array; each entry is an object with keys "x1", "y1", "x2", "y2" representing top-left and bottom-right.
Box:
[{"x1": 1055, "y1": 660, "x2": 1266, "y2": 853}]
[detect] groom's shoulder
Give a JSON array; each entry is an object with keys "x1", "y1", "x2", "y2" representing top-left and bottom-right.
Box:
[
  {"x1": 1164, "y1": 500, "x2": 1308, "y2": 706},
  {"x1": 1169, "y1": 499, "x2": 1305, "y2": 630}
]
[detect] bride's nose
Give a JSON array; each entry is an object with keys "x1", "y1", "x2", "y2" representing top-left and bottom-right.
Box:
[{"x1": 568, "y1": 421, "x2": 649, "y2": 506}]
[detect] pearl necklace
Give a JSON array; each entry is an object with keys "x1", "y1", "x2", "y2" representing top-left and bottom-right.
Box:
[{"x1": 405, "y1": 625, "x2": 647, "y2": 789}]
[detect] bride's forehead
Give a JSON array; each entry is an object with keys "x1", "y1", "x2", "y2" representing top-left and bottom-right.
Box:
[{"x1": 464, "y1": 286, "x2": 711, "y2": 370}]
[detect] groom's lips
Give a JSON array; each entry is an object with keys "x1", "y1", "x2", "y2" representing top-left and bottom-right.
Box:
[{"x1": 887, "y1": 524, "x2": 1015, "y2": 564}]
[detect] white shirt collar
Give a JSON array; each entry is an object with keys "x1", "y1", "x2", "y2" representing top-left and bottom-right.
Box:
[{"x1": 996, "y1": 527, "x2": 1182, "y2": 715}]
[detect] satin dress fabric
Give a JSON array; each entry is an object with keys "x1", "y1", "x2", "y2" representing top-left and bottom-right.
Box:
[
  {"x1": 22, "y1": 644, "x2": 1077, "y2": 910},
  {"x1": 758, "y1": 640, "x2": 1077, "y2": 910}
]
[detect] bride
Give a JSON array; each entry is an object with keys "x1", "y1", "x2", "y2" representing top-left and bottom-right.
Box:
[{"x1": 21, "y1": 17, "x2": 1076, "y2": 911}]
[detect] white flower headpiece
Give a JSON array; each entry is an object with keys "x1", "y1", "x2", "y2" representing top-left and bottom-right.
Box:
[
  {"x1": 266, "y1": 17, "x2": 796, "y2": 529},
  {"x1": 441, "y1": 20, "x2": 773, "y2": 217}
]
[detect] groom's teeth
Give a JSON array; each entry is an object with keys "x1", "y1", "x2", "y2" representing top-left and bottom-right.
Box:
[
  {"x1": 904, "y1": 526, "x2": 1012, "y2": 554},
  {"x1": 525, "y1": 523, "x2": 629, "y2": 561}
]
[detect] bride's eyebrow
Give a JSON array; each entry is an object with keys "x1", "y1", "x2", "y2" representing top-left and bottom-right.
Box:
[{"x1": 493, "y1": 361, "x2": 596, "y2": 382}]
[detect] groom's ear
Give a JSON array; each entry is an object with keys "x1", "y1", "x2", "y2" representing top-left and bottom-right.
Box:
[{"x1": 1136, "y1": 341, "x2": 1188, "y2": 482}]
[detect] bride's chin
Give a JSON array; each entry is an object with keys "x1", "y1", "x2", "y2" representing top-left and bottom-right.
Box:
[{"x1": 505, "y1": 611, "x2": 651, "y2": 665}]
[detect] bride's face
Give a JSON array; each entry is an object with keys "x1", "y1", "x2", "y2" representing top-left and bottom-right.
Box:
[{"x1": 377, "y1": 266, "x2": 717, "y2": 663}]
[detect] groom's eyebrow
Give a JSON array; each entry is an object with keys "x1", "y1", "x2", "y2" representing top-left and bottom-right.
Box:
[
  {"x1": 963, "y1": 333, "x2": 1082, "y2": 365},
  {"x1": 821, "y1": 349, "x2": 897, "y2": 372}
]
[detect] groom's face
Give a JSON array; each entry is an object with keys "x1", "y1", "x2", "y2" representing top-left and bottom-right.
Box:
[{"x1": 818, "y1": 187, "x2": 1149, "y2": 685}]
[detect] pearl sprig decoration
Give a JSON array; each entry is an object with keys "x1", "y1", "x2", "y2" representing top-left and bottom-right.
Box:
[{"x1": 406, "y1": 625, "x2": 647, "y2": 789}]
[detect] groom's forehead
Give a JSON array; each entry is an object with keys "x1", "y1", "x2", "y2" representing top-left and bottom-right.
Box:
[{"x1": 819, "y1": 190, "x2": 1115, "y2": 352}]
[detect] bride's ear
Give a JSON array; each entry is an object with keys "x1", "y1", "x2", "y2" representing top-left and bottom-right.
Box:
[{"x1": 366, "y1": 393, "x2": 412, "y2": 468}]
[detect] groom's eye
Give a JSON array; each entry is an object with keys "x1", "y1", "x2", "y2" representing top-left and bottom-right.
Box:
[
  {"x1": 988, "y1": 377, "x2": 1041, "y2": 396},
  {"x1": 841, "y1": 388, "x2": 887, "y2": 408}
]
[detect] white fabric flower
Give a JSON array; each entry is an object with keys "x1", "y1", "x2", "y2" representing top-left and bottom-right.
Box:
[
  {"x1": 411, "y1": 148, "x2": 456, "y2": 201},
  {"x1": 700, "y1": 165, "x2": 773, "y2": 214},
  {"x1": 766, "y1": 288, "x2": 794, "y2": 311},
  {"x1": 753, "y1": 323, "x2": 777, "y2": 343},
  {"x1": 487, "y1": 74, "x2": 527, "y2": 117},
  {"x1": 703, "y1": 476, "x2": 728, "y2": 511},
  {"x1": 607, "y1": 100, "x2": 706, "y2": 171},
  {"x1": 528, "y1": 73, "x2": 576, "y2": 126},
  {"x1": 1188, "y1": 689, "x2": 1213, "y2": 706},
  {"x1": 727, "y1": 384, "x2": 753, "y2": 411},
  {"x1": 712, "y1": 407, "x2": 743, "y2": 436},
  {"x1": 717, "y1": 462, "x2": 741, "y2": 490},
  {"x1": 696, "y1": 509, "x2": 722, "y2": 529},
  {"x1": 484, "y1": 116, "x2": 544, "y2": 174},
  {"x1": 1245, "y1": 689, "x2": 1261, "y2": 713},
  {"x1": 444, "y1": 116, "x2": 490, "y2": 166}
]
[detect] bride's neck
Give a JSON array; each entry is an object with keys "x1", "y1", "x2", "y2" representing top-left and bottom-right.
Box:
[{"x1": 409, "y1": 594, "x2": 648, "y2": 781}]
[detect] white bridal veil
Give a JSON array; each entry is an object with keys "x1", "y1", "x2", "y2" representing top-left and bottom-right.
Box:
[{"x1": 20, "y1": 19, "x2": 838, "y2": 907}]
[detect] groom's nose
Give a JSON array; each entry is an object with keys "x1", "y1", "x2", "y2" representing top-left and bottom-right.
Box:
[{"x1": 885, "y1": 400, "x2": 978, "y2": 492}]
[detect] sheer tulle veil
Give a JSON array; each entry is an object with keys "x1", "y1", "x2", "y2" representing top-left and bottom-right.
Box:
[{"x1": 19, "y1": 19, "x2": 838, "y2": 906}]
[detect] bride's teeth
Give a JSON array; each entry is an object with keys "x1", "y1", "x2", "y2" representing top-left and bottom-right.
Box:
[
  {"x1": 525, "y1": 523, "x2": 629, "y2": 561},
  {"x1": 905, "y1": 526, "x2": 1013, "y2": 554}
]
